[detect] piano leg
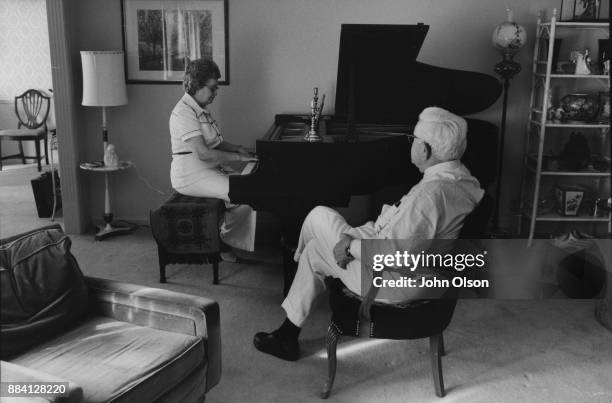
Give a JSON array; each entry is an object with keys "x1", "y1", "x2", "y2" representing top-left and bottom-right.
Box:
[{"x1": 281, "y1": 241, "x2": 298, "y2": 297}]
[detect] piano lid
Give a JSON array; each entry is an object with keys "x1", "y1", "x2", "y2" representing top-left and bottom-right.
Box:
[{"x1": 334, "y1": 24, "x2": 502, "y2": 124}]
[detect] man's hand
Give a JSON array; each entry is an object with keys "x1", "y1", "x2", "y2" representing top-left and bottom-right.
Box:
[{"x1": 333, "y1": 234, "x2": 354, "y2": 269}]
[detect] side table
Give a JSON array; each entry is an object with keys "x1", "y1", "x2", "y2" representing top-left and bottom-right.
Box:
[{"x1": 80, "y1": 161, "x2": 136, "y2": 240}]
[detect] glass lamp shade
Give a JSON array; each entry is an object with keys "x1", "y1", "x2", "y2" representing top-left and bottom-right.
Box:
[
  {"x1": 492, "y1": 9, "x2": 527, "y2": 56},
  {"x1": 81, "y1": 51, "x2": 128, "y2": 107}
]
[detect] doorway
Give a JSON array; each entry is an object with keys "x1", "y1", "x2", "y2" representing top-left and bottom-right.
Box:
[{"x1": 0, "y1": 0, "x2": 62, "y2": 237}]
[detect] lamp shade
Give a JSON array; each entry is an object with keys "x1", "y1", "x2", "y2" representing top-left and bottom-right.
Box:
[
  {"x1": 81, "y1": 51, "x2": 128, "y2": 107},
  {"x1": 492, "y1": 9, "x2": 527, "y2": 56}
]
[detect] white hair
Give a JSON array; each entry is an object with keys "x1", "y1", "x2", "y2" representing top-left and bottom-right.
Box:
[{"x1": 413, "y1": 107, "x2": 468, "y2": 161}]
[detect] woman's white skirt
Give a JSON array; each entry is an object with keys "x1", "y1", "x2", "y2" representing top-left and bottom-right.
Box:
[{"x1": 172, "y1": 159, "x2": 256, "y2": 252}]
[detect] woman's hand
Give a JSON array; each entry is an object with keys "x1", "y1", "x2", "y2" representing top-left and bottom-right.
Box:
[
  {"x1": 238, "y1": 153, "x2": 258, "y2": 162},
  {"x1": 237, "y1": 146, "x2": 255, "y2": 156}
]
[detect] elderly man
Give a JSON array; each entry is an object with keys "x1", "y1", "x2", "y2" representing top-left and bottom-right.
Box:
[{"x1": 254, "y1": 107, "x2": 484, "y2": 361}]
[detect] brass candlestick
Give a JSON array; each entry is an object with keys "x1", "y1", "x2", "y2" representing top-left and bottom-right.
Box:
[{"x1": 304, "y1": 87, "x2": 324, "y2": 142}]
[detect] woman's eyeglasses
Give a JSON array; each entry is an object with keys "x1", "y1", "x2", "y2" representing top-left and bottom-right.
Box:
[{"x1": 204, "y1": 84, "x2": 219, "y2": 92}]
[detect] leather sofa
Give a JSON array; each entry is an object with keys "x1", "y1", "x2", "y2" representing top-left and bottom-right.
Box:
[{"x1": 0, "y1": 225, "x2": 221, "y2": 402}]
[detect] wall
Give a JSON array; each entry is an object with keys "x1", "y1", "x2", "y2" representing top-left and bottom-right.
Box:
[
  {"x1": 0, "y1": 0, "x2": 53, "y2": 159},
  {"x1": 66, "y1": 0, "x2": 562, "y2": 228}
]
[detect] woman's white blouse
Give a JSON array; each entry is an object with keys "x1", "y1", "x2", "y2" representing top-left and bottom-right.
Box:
[{"x1": 169, "y1": 93, "x2": 224, "y2": 187}]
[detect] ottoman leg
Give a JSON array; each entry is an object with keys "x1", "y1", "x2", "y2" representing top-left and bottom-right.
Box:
[{"x1": 212, "y1": 259, "x2": 219, "y2": 285}]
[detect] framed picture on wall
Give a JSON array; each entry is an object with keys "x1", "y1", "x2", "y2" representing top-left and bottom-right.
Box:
[{"x1": 121, "y1": 0, "x2": 229, "y2": 84}]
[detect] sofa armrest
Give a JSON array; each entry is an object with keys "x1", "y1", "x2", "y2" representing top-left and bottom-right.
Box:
[
  {"x1": 84, "y1": 276, "x2": 221, "y2": 392},
  {"x1": 0, "y1": 361, "x2": 83, "y2": 402}
]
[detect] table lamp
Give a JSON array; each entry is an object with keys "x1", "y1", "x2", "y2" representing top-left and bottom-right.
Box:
[
  {"x1": 491, "y1": 9, "x2": 526, "y2": 231},
  {"x1": 81, "y1": 50, "x2": 127, "y2": 156},
  {"x1": 81, "y1": 50, "x2": 133, "y2": 240}
]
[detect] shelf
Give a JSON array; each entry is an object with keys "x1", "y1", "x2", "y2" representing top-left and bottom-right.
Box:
[
  {"x1": 527, "y1": 166, "x2": 612, "y2": 178},
  {"x1": 530, "y1": 119, "x2": 611, "y2": 128},
  {"x1": 537, "y1": 213, "x2": 609, "y2": 222},
  {"x1": 526, "y1": 155, "x2": 611, "y2": 177},
  {"x1": 535, "y1": 73, "x2": 611, "y2": 79},
  {"x1": 526, "y1": 164, "x2": 611, "y2": 177},
  {"x1": 522, "y1": 12, "x2": 612, "y2": 242},
  {"x1": 540, "y1": 21, "x2": 609, "y2": 28},
  {"x1": 523, "y1": 209, "x2": 610, "y2": 222}
]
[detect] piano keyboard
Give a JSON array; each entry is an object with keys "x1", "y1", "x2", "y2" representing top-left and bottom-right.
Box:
[{"x1": 241, "y1": 161, "x2": 257, "y2": 175}]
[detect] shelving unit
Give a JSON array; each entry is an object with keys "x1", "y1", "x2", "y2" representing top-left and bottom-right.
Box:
[{"x1": 518, "y1": 9, "x2": 611, "y2": 245}]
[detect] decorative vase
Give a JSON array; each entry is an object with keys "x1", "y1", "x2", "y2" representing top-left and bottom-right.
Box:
[
  {"x1": 555, "y1": 185, "x2": 585, "y2": 216},
  {"x1": 560, "y1": 93, "x2": 597, "y2": 122}
]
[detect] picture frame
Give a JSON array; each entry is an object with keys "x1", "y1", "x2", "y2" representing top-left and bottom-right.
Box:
[
  {"x1": 559, "y1": 0, "x2": 610, "y2": 21},
  {"x1": 121, "y1": 0, "x2": 229, "y2": 84}
]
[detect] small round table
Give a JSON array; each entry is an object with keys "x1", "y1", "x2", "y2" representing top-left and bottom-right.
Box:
[{"x1": 80, "y1": 161, "x2": 136, "y2": 240}]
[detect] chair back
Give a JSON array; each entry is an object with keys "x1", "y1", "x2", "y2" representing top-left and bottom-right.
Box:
[
  {"x1": 14, "y1": 89, "x2": 50, "y2": 130},
  {"x1": 459, "y1": 193, "x2": 494, "y2": 239}
]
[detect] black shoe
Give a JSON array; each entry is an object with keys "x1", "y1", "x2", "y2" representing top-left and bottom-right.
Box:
[{"x1": 253, "y1": 331, "x2": 299, "y2": 361}]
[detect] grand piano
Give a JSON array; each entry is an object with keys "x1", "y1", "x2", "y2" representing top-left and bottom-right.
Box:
[{"x1": 230, "y1": 24, "x2": 502, "y2": 295}]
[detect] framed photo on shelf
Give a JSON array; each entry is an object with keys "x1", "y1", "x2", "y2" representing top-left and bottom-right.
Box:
[
  {"x1": 121, "y1": 0, "x2": 229, "y2": 84},
  {"x1": 559, "y1": 0, "x2": 610, "y2": 21}
]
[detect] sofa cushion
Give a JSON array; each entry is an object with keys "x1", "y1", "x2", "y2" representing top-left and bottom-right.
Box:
[
  {"x1": 0, "y1": 361, "x2": 84, "y2": 403},
  {"x1": 12, "y1": 316, "x2": 206, "y2": 403},
  {"x1": 0, "y1": 226, "x2": 88, "y2": 359}
]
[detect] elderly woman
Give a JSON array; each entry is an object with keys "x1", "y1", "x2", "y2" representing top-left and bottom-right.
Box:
[{"x1": 169, "y1": 58, "x2": 258, "y2": 260}]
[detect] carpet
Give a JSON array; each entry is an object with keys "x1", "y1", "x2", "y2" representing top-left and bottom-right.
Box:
[
  {"x1": 0, "y1": 164, "x2": 63, "y2": 237},
  {"x1": 1, "y1": 217, "x2": 611, "y2": 402},
  {"x1": 62, "y1": 228, "x2": 612, "y2": 403}
]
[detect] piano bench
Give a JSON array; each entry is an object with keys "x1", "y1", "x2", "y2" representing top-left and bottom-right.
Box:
[{"x1": 149, "y1": 192, "x2": 225, "y2": 285}]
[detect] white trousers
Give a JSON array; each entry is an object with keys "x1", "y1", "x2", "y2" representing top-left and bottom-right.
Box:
[
  {"x1": 174, "y1": 168, "x2": 256, "y2": 252},
  {"x1": 281, "y1": 206, "x2": 368, "y2": 327}
]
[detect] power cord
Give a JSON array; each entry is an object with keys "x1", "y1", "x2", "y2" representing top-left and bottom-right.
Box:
[
  {"x1": 133, "y1": 165, "x2": 167, "y2": 196},
  {"x1": 49, "y1": 130, "x2": 58, "y2": 222}
]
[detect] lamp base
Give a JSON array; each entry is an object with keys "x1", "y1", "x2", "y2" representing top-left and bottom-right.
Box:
[
  {"x1": 494, "y1": 56, "x2": 521, "y2": 80},
  {"x1": 95, "y1": 222, "x2": 136, "y2": 241}
]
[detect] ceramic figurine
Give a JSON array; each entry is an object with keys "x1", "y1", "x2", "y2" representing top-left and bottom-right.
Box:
[
  {"x1": 104, "y1": 144, "x2": 119, "y2": 167},
  {"x1": 571, "y1": 50, "x2": 591, "y2": 75}
]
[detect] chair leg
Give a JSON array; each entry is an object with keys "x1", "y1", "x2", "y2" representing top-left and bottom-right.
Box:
[
  {"x1": 429, "y1": 333, "x2": 445, "y2": 397},
  {"x1": 158, "y1": 246, "x2": 167, "y2": 283},
  {"x1": 321, "y1": 324, "x2": 341, "y2": 399},
  {"x1": 212, "y1": 259, "x2": 219, "y2": 285},
  {"x1": 43, "y1": 136, "x2": 49, "y2": 165},
  {"x1": 18, "y1": 140, "x2": 25, "y2": 164},
  {"x1": 34, "y1": 140, "x2": 41, "y2": 171},
  {"x1": 439, "y1": 332, "x2": 446, "y2": 356}
]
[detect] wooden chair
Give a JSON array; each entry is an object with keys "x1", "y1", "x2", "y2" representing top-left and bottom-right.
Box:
[
  {"x1": 321, "y1": 194, "x2": 494, "y2": 399},
  {"x1": 0, "y1": 89, "x2": 51, "y2": 172}
]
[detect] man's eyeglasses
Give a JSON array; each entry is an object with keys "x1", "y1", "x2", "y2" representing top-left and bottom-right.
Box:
[{"x1": 407, "y1": 134, "x2": 432, "y2": 156}]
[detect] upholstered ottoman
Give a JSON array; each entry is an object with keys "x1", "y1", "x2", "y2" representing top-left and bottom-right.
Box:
[{"x1": 150, "y1": 193, "x2": 225, "y2": 284}]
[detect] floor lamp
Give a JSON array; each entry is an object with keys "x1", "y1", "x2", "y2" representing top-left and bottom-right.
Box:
[
  {"x1": 81, "y1": 50, "x2": 131, "y2": 240},
  {"x1": 491, "y1": 10, "x2": 526, "y2": 230}
]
